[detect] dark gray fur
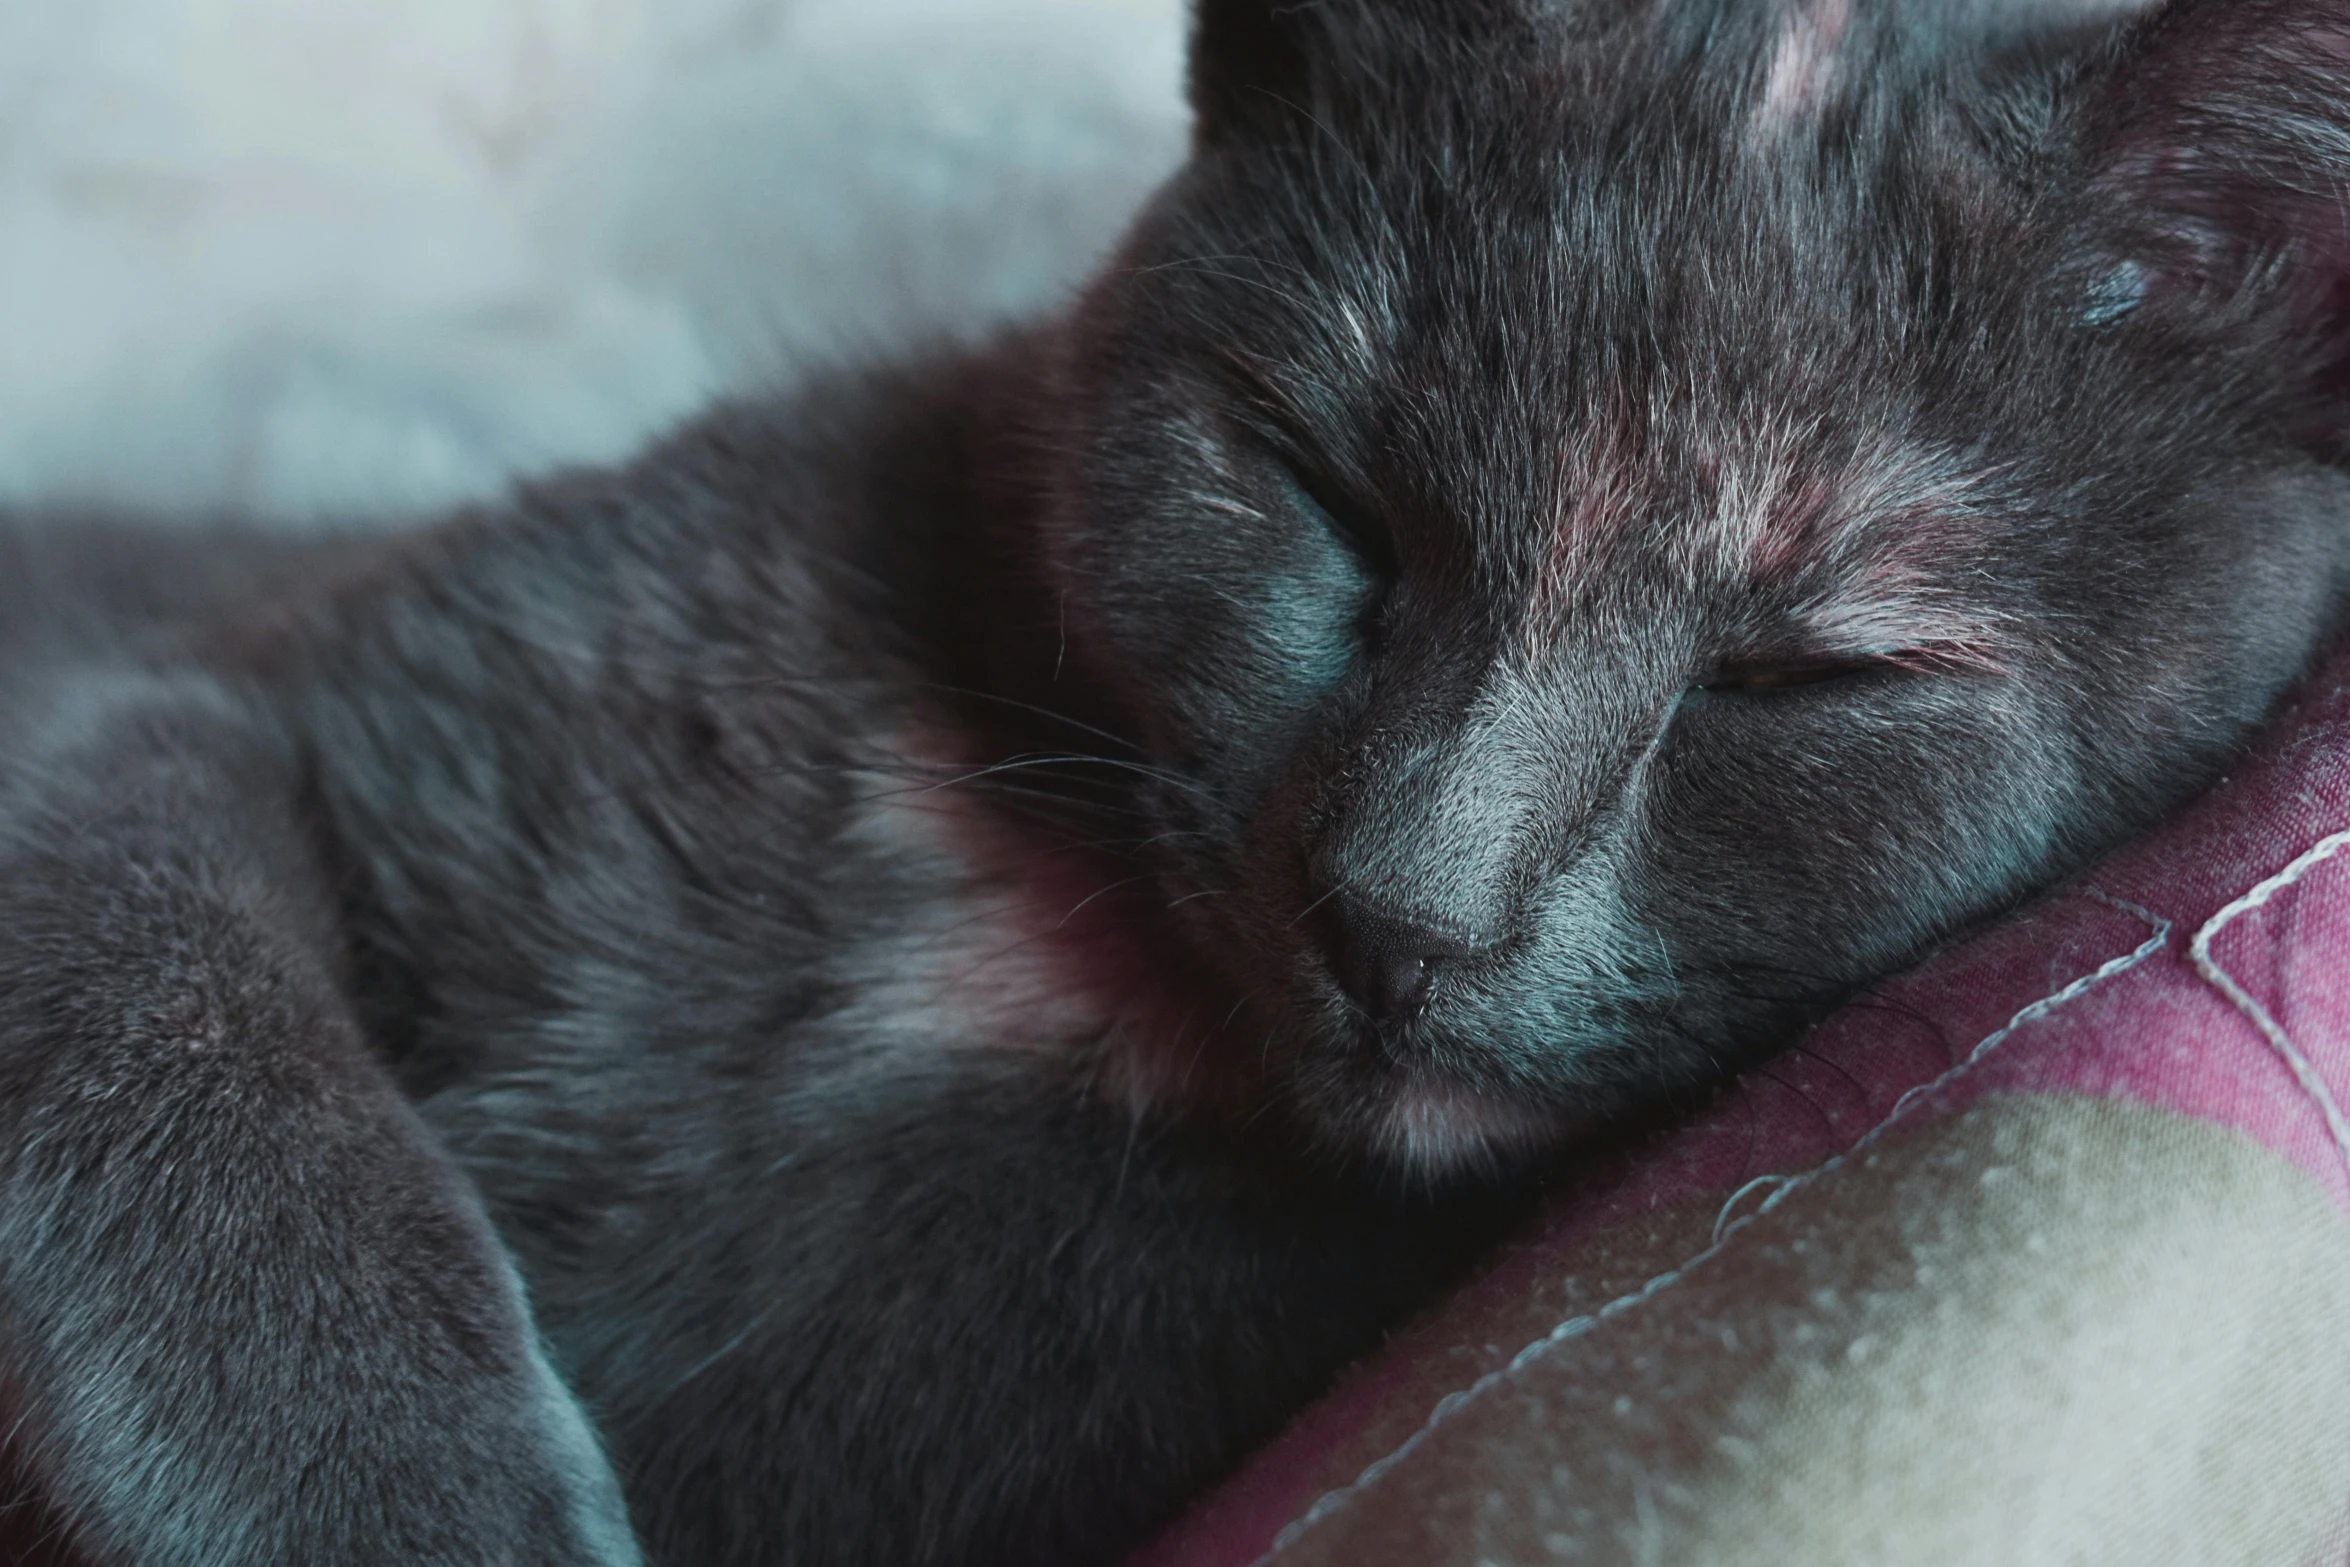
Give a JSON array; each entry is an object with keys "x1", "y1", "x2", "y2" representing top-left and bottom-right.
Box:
[{"x1": 4, "y1": 0, "x2": 2350, "y2": 1561}]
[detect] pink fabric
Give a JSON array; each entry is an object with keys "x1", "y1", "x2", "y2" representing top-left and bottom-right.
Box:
[{"x1": 1134, "y1": 644, "x2": 2350, "y2": 1567}]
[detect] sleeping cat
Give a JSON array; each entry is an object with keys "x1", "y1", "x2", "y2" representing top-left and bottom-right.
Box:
[{"x1": 4, "y1": 0, "x2": 2348, "y2": 1562}]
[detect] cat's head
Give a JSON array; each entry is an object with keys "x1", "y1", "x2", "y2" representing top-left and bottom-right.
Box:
[{"x1": 1036, "y1": 0, "x2": 2350, "y2": 1173}]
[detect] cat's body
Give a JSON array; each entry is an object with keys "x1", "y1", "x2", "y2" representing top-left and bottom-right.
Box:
[
  {"x1": 0, "y1": 349, "x2": 1520, "y2": 1565},
  {"x1": 9, "y1": 0, "x2": 2350, "y2": 1563}
]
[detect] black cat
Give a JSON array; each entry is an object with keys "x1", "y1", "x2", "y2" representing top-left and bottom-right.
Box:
[{"x1": 5, "y1": 0, "x2": 2350, "y2": 1562}]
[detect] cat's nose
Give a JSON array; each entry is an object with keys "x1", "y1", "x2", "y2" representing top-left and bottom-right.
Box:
[{"x1": 1327, "y1": 896, "x2": 1478, "y2": 1020}]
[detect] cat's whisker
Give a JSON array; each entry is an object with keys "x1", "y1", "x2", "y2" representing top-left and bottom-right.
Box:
[
  {"x1": 896, "y1": 679, "x2": 1146, "y2": 756},
  {"x1": 1216, "y1": 988, "x2": 1267, "y2": 1039},
  {"x1": 912, "y1": 751, "x2": 1218, "y2": 805},
  {"x1": 1052, "y1": 874, "x2": 1160, "y2": 931},
  {"x1": 1285, "y1": 875, "x2": 1352, "y2": 930}
]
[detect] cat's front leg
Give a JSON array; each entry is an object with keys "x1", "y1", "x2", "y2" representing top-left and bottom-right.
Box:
[{"x1": 0, "y1": 682, "x2": 640, "y2": 1567}]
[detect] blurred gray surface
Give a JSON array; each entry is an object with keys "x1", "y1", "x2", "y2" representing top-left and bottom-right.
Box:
[{"x1": 0, "y1": 0, "x2": 1187, "y2": 522}]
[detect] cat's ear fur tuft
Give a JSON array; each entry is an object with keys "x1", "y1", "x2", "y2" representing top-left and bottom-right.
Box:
[
  {"x1": 1188, "y1": 0, "x2": 1316, "y2": 144},
  {"x1": 2079, "y1": 0, "x2": 2350, "y2": 401}
]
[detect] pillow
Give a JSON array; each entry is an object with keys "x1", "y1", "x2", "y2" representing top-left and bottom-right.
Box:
[{"x1": 1132, "y1": 641, "x2": 2350, "y2": 1567}]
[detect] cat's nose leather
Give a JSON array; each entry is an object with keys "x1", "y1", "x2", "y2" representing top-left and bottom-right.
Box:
[{"x1": 1328, "y1": 896, "x2": 1476, "y2": 1020}]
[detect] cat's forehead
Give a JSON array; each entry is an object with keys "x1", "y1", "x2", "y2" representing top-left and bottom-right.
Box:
[
  {"x1": 1363, "y1": 306, "x2": 2009, "y2": 660},
  {"x1": 1493, "y1": 405, "x2": 2012, "y2": 673},
  {"x1": 1168, "y1": 0, "x2": 2037, "y2": 627},
  {"x1": 1529, "y1": 402, "x2": 1989, "y2": 596},
  {"x1": 1246, "y1": 4, "x2": 2006, "y2": 317},
  {"x1": 1344, "y1": 218, "x2": 1988, "y2": 579}
]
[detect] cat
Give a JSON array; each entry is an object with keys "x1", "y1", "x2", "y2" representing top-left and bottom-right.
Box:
[{"x1": 4, "y1": 0, "x2": 2350, "y2": 1563}]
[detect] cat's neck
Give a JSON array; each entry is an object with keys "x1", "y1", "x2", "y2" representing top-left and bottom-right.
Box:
[{"x1": 860, "y1": 328, "x2": 1286, "y2": 1126}]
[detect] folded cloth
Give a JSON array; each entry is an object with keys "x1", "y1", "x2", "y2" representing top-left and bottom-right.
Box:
[{"x1": 1133, "y1": 644, "x2": 2350, "y2": 1567}]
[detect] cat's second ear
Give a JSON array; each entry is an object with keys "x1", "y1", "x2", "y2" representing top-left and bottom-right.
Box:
[
  {"x1": 2079, "y1": 0, "x2": 2350, "y2": 401},
  {"x1": 1188, "y1": 0, "x2": 1316, "y2": 143}
]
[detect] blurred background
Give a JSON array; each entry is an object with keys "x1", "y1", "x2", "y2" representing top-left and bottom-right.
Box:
[{"x1": 0, "y1": 0, "x2": 1188, "y2": 522}]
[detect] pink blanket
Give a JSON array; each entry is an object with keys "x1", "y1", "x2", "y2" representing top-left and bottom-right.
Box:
[{"x1": 1134, "y1": 644, "x2": 2350, "y2": 1565}]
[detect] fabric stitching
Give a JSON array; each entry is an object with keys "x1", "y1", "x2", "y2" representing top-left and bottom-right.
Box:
[
  {"x1": 2188, "y1": 828, "x2": 2350, "y2": 1192},
  {"x1": 1251, "y1": 891, "x2": 2172, "y2": 1562}
]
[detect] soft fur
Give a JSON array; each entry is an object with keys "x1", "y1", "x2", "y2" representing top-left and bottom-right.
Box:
[{"x1": 3, "y1": 1, "x2": 2349, "y2": 1563}]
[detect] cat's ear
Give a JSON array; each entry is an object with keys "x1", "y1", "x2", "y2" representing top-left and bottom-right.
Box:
[
  {"x1": 1188, "y1": 0, "x2": 1316, "y2": 144},
  {"x1": 2076, "y1": 0, "x2": 2350, "y2": 382}
]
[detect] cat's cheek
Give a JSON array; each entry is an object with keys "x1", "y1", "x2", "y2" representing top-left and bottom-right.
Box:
[{"x1": 845, "y1": 719, "x2": 1272, "y2": 1123}]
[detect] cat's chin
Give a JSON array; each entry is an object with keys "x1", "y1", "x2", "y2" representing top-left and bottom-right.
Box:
[{"x1": 1332, "y1": 1069, "x2": 1584, "y2": 1180}]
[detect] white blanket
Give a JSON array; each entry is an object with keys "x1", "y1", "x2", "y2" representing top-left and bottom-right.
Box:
[{"x1": 0, "y1": 0, "x2": 1186, "y2": 521}]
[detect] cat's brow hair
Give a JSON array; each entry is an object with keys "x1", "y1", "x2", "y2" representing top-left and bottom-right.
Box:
[
  {"x1": 1529, "y1": 398, "x2": 2006, "y2": 659},
  {"x1": 1783, "y1": 444, "x2": 2018, "y2": 670}
]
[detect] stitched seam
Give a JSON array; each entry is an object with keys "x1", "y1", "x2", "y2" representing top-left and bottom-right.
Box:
[
  {"x1": 2187, "y1": 828, "x2": 2350, "y2": 1192},
  {"x1": 1252, "y1": 891, "x2": 2172, "y2": 1563}
]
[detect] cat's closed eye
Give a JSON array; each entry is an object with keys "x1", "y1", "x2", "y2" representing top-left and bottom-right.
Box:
[{"x1": 1275, "y1": 454, "x2": 1395, "y2": 580}]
